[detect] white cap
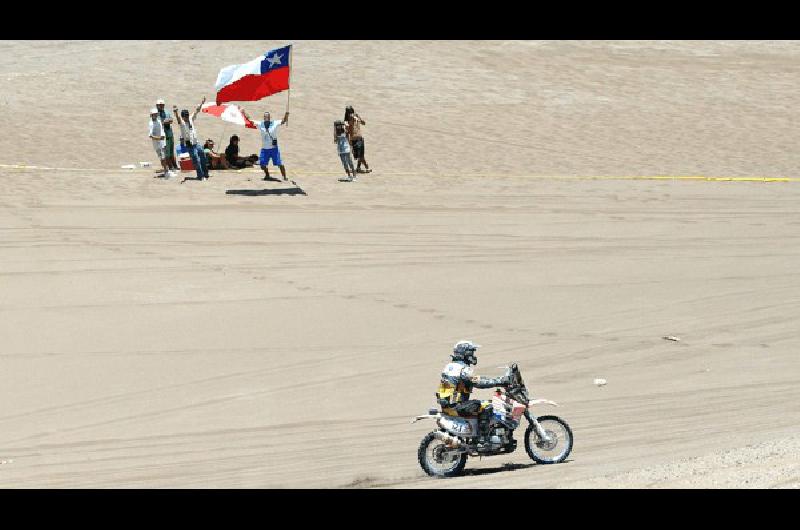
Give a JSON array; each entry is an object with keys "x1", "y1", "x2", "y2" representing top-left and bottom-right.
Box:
[
  {"x1": 156, "y1": 99, "x2": 165, "y2": 105},
  {"x1": 150, "y1": 108, "x2": 158, "y2": 114}
]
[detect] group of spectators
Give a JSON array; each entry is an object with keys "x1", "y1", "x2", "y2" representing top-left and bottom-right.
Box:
[
  {"x1": 148, "y1": 97, "x2": 257, "y2": 181},
  {"x1": 149, "y1": 99, "x2": 371, "y2": 182}
]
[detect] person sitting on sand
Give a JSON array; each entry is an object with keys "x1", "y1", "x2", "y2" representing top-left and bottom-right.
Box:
[
  {"x1": 344, "y1": 105, "x2": 371, "y2": 174},
  {"x1": 203, "y1": 139, "x2": 230, "y2": 170},
  {"x1": 224, "y1": 135, "x2": 256, "y2": 169},
  {"x1": 149, "y1": 108, "x2": 176, "y2": 179}
]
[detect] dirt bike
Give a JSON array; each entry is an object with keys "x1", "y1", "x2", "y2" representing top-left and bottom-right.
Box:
[{"x1": 412, "y1": 363, "x2": 573, "y2": 477}]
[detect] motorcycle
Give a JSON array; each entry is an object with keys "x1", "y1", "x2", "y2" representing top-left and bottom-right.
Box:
[{"x1": 412, "y1": 363, "x2": 573, "y2": 477}]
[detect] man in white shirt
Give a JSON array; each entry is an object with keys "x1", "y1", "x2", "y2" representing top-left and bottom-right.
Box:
[
  {"x1": 155, "y1": 98, "x2": 178, "y2": 171},
  {"x1": 242, "y1": 108, "x2": 290, "y2": 181},
  {"x1": 173, "y1": 98, "x2": 210, "y2": 181},
  {"x1": 149, "y1": 108, "x2": 175, "y2": 179}
]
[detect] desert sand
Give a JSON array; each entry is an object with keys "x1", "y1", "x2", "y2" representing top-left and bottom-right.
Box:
[{"x1": 1, "y1": 40, "x2": 799, "y2": 488}]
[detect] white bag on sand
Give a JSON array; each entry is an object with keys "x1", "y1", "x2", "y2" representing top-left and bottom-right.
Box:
[
  {"x1": 121, "y1": 164, "x2": 136, "y2": 169},
  {"x1": 593, "y1": 378, "x2": 607, "y2": 387}
]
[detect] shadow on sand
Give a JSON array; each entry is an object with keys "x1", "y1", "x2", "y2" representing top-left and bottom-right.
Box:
[
  {"x1": 226, "y1": 186, "x2": 307, "y2": 197},
  {"x1": 461, "y1": 462, "x2": 537, "y2": 477},
  {"x1": 460, "y1": 458, "x2": 572, "y2": 477}
]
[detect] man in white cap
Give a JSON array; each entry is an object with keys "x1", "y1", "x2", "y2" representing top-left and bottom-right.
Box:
[
  {"x1": 155, "y1": 99, "x2": 178, "y2": 171},
  {"x1": 149, "y1": 108, "x2": 176, "y2": 178}
]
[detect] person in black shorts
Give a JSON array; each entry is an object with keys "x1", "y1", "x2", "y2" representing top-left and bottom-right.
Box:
[{"x1": 344, "y1": 105, "x2": 371, "y2": 174}]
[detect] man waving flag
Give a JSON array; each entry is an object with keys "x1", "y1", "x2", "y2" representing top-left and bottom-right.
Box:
[{"x1": 215, "y1": 45, "x2": 292, "y2": 105}]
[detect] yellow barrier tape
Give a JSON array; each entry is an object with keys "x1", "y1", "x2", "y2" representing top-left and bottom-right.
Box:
[{"x1": 1, "y1": 164, "x2": 797, "y2": 182}]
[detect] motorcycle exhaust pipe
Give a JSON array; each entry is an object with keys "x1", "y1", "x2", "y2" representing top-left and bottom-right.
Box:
[{"x1": 432, "y1": 431, "x2": 462, "y2": 448}]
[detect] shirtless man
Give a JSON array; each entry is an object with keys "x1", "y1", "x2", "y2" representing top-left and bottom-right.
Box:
[{"x1": 344, "y1": 105, "x2": 371, "y2": 174}]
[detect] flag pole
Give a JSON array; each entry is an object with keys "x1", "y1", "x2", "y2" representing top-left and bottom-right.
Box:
[{"x1": 286, "y1": 43, "x2": 293, "y2": 116}]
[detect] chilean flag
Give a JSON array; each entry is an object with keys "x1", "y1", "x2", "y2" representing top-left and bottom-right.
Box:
[
  {"x1": 200, "y1": 103, "x2": 256, "y2": 128},
  {"x1": 215, "y1": 45, "x2": 291, "y2": 105}
]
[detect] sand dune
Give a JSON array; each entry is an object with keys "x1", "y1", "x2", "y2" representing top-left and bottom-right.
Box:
[{"x1": 1, "y1": 40, "x2": 799, "y2": 488}]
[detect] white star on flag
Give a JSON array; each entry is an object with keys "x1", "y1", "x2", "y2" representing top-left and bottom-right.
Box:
[{"x1": 266, "y1": 53, "x2": 283, "y2": 68}]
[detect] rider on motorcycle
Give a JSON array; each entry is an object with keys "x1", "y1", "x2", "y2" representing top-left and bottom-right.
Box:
[{"x1": 436, "y1": 340, "x2": 511, "y2": 449}]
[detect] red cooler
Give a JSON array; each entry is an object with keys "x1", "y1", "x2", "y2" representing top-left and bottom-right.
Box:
[{"x1": 178, "y1": 153, "x2": 194, "y2": 171}]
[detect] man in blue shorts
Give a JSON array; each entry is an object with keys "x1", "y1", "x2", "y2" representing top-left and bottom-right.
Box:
[{"x1": 242, "y1": 108, "x2": 290, "y2": 181}]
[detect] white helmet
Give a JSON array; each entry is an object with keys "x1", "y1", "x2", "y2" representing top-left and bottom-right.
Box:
[{"x1": 452, "y1": 340, "x2": 480, "y2": 365}]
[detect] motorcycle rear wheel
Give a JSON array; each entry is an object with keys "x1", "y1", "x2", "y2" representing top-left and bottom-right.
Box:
[
  {"x1": 418, "y1": 432, "x2": 467, "y2": 478},
  {"x1": 524, "y1": 415, "x2": 573, "y2": 464}
]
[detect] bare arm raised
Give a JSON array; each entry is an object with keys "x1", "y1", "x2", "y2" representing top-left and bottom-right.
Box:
[
  {"x1": 191, "y1": 97, "x2": 206, "y2": 121},
  {"x1": 172, "y1": 105, "x2": 183, "y2": 126}
]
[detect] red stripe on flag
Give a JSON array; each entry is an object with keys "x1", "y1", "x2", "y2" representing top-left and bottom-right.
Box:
[{"x1": 216, "y1": 68, "x2": 290, "y2": 105}]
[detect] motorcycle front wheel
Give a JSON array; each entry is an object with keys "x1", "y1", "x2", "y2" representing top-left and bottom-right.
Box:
[
  {"x1": 524, "y1": 415, "x2": 573, "y2": 464},
  {"x1": 418, "y1": 432, "x2": 467, "y2": 478}
]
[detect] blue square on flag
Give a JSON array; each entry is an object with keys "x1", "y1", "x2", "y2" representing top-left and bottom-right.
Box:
[{"x1": 260, "y1": 46, "x2": 291, "y2": 74}]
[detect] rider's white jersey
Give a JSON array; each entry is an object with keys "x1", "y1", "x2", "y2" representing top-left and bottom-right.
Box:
[{"x1": 442, "y1": 362, "x2": 473, "y2": 384}]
